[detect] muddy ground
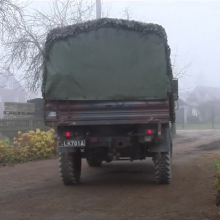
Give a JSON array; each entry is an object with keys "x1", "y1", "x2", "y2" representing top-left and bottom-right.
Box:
[{"x1": 0, "y1": 130, "x2": 220, "y2": 220}]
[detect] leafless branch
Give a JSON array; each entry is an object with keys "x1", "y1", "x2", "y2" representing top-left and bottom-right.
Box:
[
  {"x1": 173, "y1": 61, "x2": 192, "y2": 79},
  {"x1": 0, "y1": 0, "x2": 27, "y2": 39},
  {"x1": 172, "y1": 46, "x2": 178, "y2": 69},
  {"x1": 101, "y1": 0, "x2": 112, "y2": 18},
  {"x1": 1, "y1": 0, "x2": 95, "y2": 93},
  {"x1": 121, "y1": 6, "x2": 133, "y2": 20},
  {"x1": 172, "y1": 49, "x2": 192, "y2": 79}
]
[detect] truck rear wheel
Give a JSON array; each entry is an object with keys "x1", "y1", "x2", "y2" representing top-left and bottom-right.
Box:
[
  {"x1": 154, "y1": 127, "x2": 172, "y2": 184},
  {"x1": 154, "y1": 152, "x2": 171, "y2": 184},
  {"x1": 59, "y1": 150, "x2": 82, "y2": 185}
]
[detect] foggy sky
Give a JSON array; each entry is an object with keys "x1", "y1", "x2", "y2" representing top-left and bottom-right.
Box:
[{"x1": 28, "y1": 0, "x2": 220, "y2": 94}]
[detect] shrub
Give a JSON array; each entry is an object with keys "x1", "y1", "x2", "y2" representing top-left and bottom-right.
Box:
[
  {"x1": 0, "y1": 129, "x2": 57, "y2": 166},
  {"x1": 214, "y1": 163, "x2": 220, "y2": 189},
  {"x1": 214, "y1": 160, "x2": 220, "y2": 206}
]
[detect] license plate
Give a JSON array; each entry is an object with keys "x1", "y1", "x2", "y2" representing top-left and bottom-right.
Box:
[{"x1": 63, "y1": 140, "x2": 86, "y2": 147}]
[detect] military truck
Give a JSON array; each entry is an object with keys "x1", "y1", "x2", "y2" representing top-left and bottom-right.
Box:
[{"x1": 42, "y1": 18, "x2": 178, "y2": 185}]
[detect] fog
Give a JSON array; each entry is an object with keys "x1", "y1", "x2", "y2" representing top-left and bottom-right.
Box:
[
  {"x1": 1, "y1": 0, "x2": 219, "y2": 98},
  {"x1": 28, "y1": 0, "x2": 220, "y2": 95}
]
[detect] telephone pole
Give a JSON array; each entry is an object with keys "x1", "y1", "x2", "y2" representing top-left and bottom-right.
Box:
[{"x1": 96, "y1": 0, "x2": 101, "y2": 19}]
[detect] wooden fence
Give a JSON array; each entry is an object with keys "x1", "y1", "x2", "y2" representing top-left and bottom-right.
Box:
[{"x1": 0, "y1": 118, "x2": 49, "y2": 140}]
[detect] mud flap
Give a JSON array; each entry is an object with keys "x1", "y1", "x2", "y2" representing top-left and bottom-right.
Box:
[{"x1": 148, "y1": 126, "x2": 172, "y2": 153}]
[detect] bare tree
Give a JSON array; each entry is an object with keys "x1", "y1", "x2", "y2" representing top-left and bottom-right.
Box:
[
  {"x1": 1, "y1": 0, "x2": 96, "y2": 93},
  {"x1": 173, "y1": 62, "x2": 192, "y2": 79},
  {"x1": 122, "y1": 6, "x2": 133, "y2": 20},
  {"x1": 0, "y1": 0, "x2": 24, "y2": 39},
  {"x1": 172, "y1": 52, "x2": 192, "y2": 80},
  {"x1": 101, "y1": 0, "x2": 112, "y2": 18},
  {"x1": 1, "y1": 1, "x2": 188, "y2": 95}
]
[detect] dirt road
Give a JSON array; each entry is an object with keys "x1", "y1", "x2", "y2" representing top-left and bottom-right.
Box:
[{"x1": 1, "y1": 130, "x2": 220, "y2": 220}]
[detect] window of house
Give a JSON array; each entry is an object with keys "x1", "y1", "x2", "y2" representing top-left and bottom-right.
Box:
[{"x1": 5, "y1": 81, "x2": 13, "y2": 89}]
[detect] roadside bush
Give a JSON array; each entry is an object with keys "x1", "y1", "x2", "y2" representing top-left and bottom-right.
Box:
[
  {"x1": 214, "y1": 163, "x2": 220, "y2": 187},
  {"x1": 214, "y1": 161, "x2": 220, "y2": 206},
  {"x1": 0, "y1": 129, "x2": 57, "y2": 166}
]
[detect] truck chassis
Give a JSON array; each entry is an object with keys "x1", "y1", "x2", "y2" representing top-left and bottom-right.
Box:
[{"x1": 45, "y1": 99, "x2": 173, "y2": 185}]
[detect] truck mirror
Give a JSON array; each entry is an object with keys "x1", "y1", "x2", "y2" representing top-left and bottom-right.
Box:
[{"x1": 172, "y1": 78, "x2": 178, "y2": 101}]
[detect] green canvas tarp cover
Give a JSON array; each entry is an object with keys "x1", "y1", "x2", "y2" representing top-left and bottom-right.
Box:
[{"x1": 42, "y1": 18, "x2": 173, "y2": 101}]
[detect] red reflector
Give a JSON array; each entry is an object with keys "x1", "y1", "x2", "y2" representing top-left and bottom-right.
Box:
[
  {"x1": 65, "y1": 132, "x2": 71, "y2": 137},
  {"x1": 90, "y1": 137, "x2": 98, "y2": 143},
  {"x1": 146, "y1": 129, "x2": 152, "y2": 135}
]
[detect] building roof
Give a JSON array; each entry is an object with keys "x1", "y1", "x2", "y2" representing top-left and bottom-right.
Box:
[
  {"x1": 186, "y1": 86, "x2": 220, "y2": 105},
  {"x1": 198, "y1": 86, "x2": 220, "y2": 100},
  {"x1": 0, "y1": 74, "x2": 7, "y2": 87},
  {"x1": 0, "y1": 74, "x2": 24, "y2": 90},
  {"x1": 178, "y1": 98, "x2": 189, "y2": 107}
]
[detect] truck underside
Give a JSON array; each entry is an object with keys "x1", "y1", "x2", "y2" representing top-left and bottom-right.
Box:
[{"x1": 45, "y1": 100, "x2": 173, "y2": 185}]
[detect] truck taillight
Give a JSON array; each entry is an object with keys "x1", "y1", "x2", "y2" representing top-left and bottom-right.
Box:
[
  {"x1": 146, "y1": 129, "x2": 152, "y2": 135},
  {"x1": 65, "y1": 132, "x2": 72, "y2": 138}
]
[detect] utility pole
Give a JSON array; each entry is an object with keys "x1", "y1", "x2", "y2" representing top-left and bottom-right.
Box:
[{"x1": 96, "y1": 0, "x2": 101, "y2": 19}]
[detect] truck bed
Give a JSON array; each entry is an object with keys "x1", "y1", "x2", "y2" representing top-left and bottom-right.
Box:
[{"x1": 44, "y1": 100, "x2": 170, "y2": 127}]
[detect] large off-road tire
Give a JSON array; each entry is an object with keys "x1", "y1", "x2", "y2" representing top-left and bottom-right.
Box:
[
  {"x1": 86, "y1": 158, "x2": 102, "y2": 167},
  {"x1": 154, "y1": 152, "x2": 172, "y2": 184},
  {"x1": 154, "y1": 127, "x2": 172, "y2": 184},
  {"x1": 59, "y1": 150, "x2": 82, "y2": 185}
]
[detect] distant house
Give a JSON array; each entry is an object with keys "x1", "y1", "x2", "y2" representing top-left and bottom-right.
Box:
[
  {"x1": 176, "y1": 98, "x2": 191, "y2": 124},
  {"x1": 0, "y1": 74, "x2": 27, "y2": 118},
  {"x1": 186, "y1": 86, "x2": 220, "y2": 106},
  {"x1": 185, "y1": 86, "x2": 220, "y2": 122}
]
